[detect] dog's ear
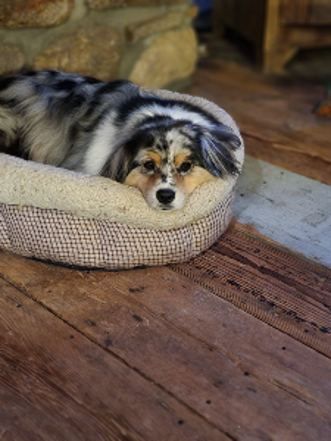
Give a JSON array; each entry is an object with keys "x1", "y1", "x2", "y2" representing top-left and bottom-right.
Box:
[
  {"x1": 199, "y1": 125, "x2": 241, "y2": 178},
  {"x1": 100, "y1": 132, "x2": 147, "y2": 182},
  {"x1": 100, "y1": 143, "x2": 136, "y2": 183}
]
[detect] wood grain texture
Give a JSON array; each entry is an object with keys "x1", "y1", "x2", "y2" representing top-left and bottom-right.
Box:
[
  {"x1": 281, "y1": 0, "x2": 311, "y2": 25},
  {"x1": 187, "y1": 58, "x2": 331, "y2": 184},
  {"x1": 0, "y1": 246, "x2": 331, "y2": 440},
  {"x1": 172, "y1": 224, "x2": 331, "y2": 357},
  {"x1": 213, "y1": 0, "x2": 265, "y2": 44},
  {"x1": 0, "y1": 276, "x2": 230, "y2": 441},
  {"x1": 308, "y1": 0, "x2": 331, "y2": 25},
  {"x1": 214, "y1": 0, "x2": 331, "y2": 72}
]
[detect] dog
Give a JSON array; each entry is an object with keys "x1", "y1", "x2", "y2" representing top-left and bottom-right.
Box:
[{"x1": 0, "y1": 70, "x2": 241, "y2": 211}]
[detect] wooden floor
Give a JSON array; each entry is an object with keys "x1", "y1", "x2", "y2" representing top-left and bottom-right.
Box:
[
  {"x1": 188, "y1": 58, "x2": 331, "y2": 186},
  {"x1": 1, "y1": 56, "x2": 331, "y2": 440}
]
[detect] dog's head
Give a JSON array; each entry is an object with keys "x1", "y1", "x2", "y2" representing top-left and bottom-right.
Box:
[{"x1": 101, "y1": 107, "x2": 241, "y2": 211}]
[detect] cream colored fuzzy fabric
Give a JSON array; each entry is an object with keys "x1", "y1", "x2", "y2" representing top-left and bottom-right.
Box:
[{"x1": 0, "y1": 87, "x2": 244, "y2": 269}]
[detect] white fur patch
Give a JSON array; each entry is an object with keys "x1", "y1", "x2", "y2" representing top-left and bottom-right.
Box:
[{"x1": 83, "y1": 115, "x2": 118, "y2": 175}]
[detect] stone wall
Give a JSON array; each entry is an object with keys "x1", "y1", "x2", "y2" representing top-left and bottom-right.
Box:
[{"x1": 0, "y1": 0, "x2": 198, "y2": 89}]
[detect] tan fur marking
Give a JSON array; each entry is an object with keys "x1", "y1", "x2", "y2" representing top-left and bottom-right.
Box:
[
  {"x1": 174, "y1": 153, "x2": 190, "y2": 168},
  {"x1": 179, "y1": 166, "x2": 216, "y2": 195},
  {"x1": 147, "y1": 151, "x2": 162, "y2": 167},
  {"x1": 123, "y1": 168, "x2": 141, "y2": 188},
  {"x1": 124, "y1": 169, "x2": 158, "y2": 199}
]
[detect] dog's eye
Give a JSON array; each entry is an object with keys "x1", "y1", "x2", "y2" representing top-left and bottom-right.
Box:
[
  {"x1": 178, "y1": 162, "x2": 192, "y2": 173},
  {"x1": 143, "y1": 160, "x2": 156, "y2": 171}
]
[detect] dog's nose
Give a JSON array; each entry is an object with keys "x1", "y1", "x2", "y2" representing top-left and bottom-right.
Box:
[{"x1": 156, "y1": 189, "x2": 176, "y2": 205}]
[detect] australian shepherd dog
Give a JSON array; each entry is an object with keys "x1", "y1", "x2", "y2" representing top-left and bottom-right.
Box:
[{"x1": 0, "y1": 70, "x2": 241, "y2": 211}]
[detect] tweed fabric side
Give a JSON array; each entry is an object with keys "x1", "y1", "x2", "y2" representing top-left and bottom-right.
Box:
[{"x1": 0, "y1": 192, "x2": 234, "y2": 269}]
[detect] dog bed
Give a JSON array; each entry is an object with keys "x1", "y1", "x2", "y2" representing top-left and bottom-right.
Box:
[{"x1": 0, "y1": 88, "x2": 244, "y2": 270}]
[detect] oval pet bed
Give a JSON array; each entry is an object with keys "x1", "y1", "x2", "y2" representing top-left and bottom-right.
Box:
[{"x1": 0, "y1": 88, "x2": 244, "y2": 270}]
